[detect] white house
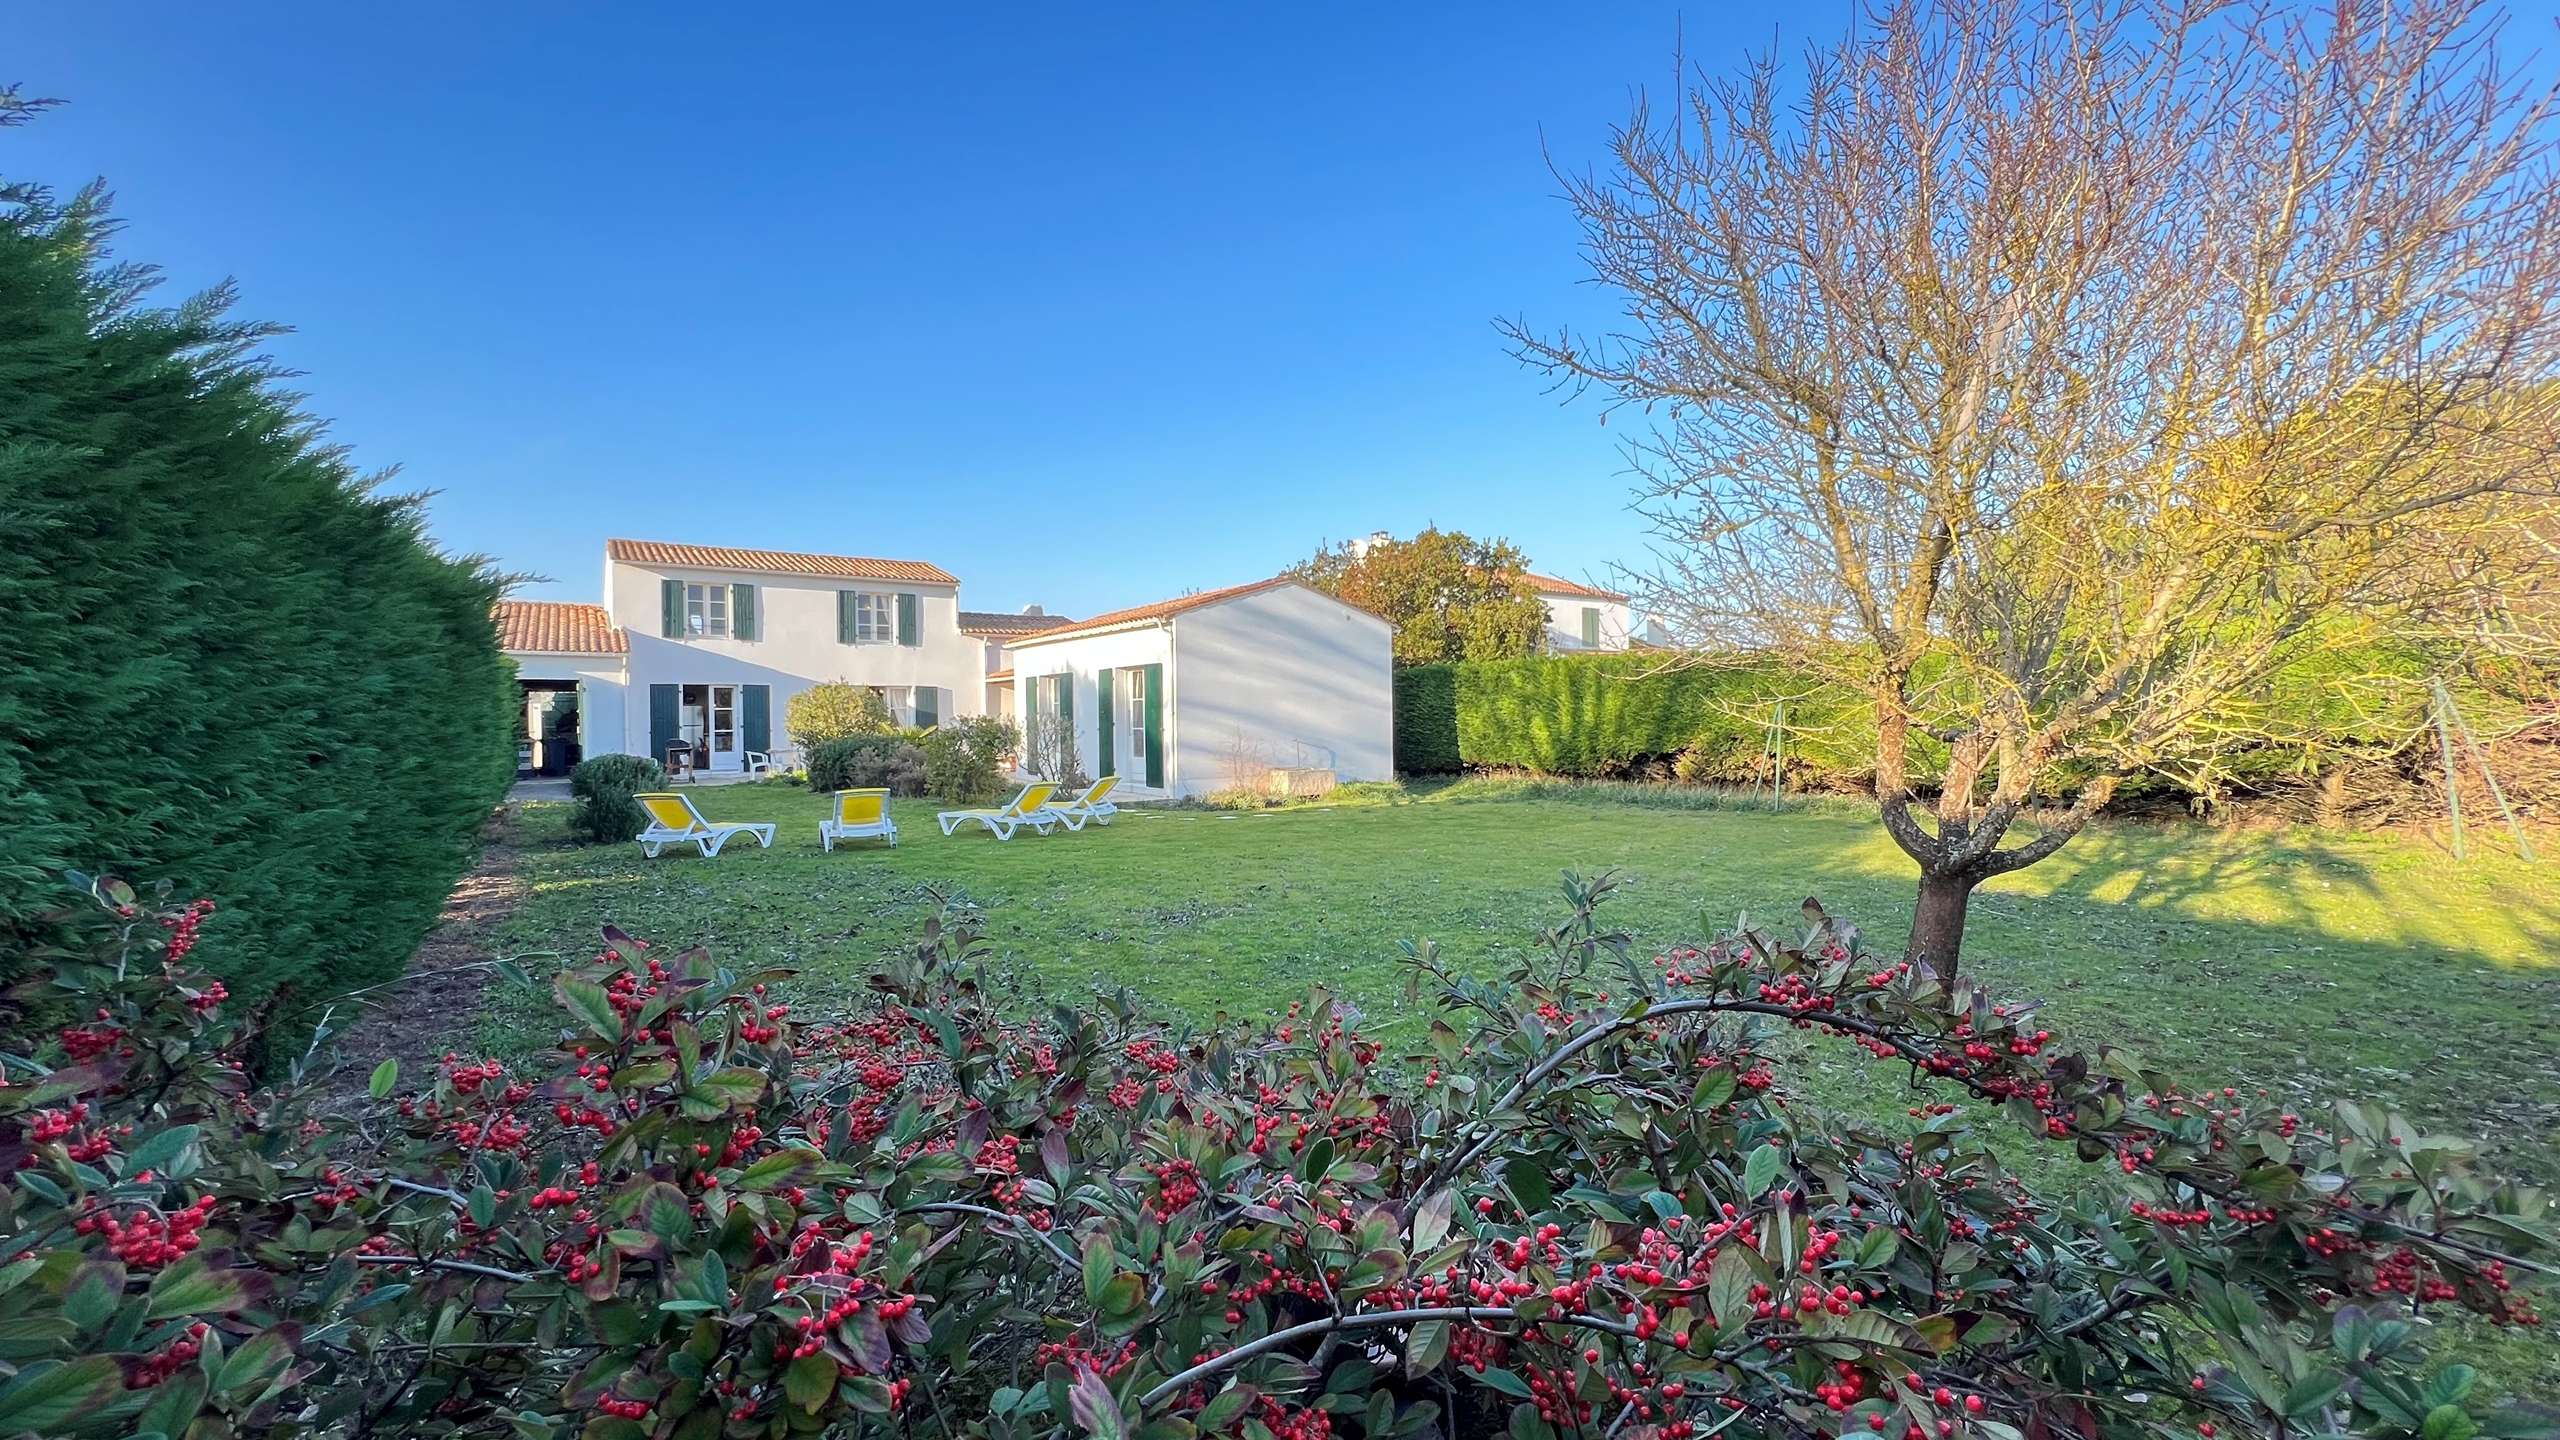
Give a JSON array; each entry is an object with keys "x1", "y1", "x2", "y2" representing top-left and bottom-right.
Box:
[
  {"x1": 498, "y1": 539, "x2": 988, "y2": 776},
  {"x1": 1003, "y1": 578, "x2": 1394, "y2": 798},
  {"x1": 497, "y1": 601, "x2": 628, "y2": 773},
  {"x1": 1525, "y1": 572, "x2": 1641, "y2": 651}
]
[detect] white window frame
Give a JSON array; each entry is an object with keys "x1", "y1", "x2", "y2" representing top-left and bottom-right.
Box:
[
  {"x1": 851, "y1": 591, "x2": 895, "y2": 644},
  {"x1": 685, "y1": 582, "x2": 729, "y2": 638}
]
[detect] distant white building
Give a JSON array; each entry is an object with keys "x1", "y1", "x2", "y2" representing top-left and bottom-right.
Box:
[
  {"x1": 1523, "y1": 572, "x2": 1645, "y2": 651},
  {"x1": 1002, "y1": 578, "x2": 1394, "y2": 798}
]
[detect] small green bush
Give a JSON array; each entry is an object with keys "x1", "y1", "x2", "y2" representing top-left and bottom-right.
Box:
[
  {"x1": 806, "y1": 735, "x2": 927, "y2": 796},
  {"x1": 921, "y1": 716, "x2": 1020, "y2": 803},
  {"x1": 814, "y1": 732, "x2": 926, "y2": 789},
  {"x1": 787, "y1": 681, "x2": 894, "y2": 749},
  {"x1": 568, "y1": 754, "x2": 668, "y2": 843},
  {"x1": 1392, "y1": 664, "x2": 1462, "y2": 773}
]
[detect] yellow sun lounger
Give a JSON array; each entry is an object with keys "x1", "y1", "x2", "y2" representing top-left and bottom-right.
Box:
[
  {"x1": 820, "y1": 788, "x2": 899, "y2": 851},
  {"x1": 634, "y1": 792, "x2": 777, "y2": 859},
  {"x1": 936, "y1": 782, "x2": 1058, "y2": 841},
  {"x1": 1039, "y1": 775, "x2": 1121, "y2": 831}
]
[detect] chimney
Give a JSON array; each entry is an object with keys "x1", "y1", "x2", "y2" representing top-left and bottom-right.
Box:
[
  {"x1": 1021, "y1": 603, "x2": 1045, "y2": 615},
  {"x1": 1348, "y1": 529, "x2": 1393, "y2": 558}
]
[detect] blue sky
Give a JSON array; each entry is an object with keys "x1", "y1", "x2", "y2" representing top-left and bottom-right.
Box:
[{"x1": 9, "y1": 4, "x2": 1808, "y2": 615}]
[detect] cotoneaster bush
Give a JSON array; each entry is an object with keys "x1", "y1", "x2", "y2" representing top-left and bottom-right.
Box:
[{"x1": 0, "y1": 874, "x2": 2549, "y2": 1440}]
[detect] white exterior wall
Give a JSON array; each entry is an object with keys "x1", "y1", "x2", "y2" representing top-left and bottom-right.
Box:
[
  {"x1": 1539, "y1": 592, "x2": 1635, "y2": 652},
  {"x1": 599, "y1": 558, "x2": 985, "y2": 757},
  {"x1": 1170, "y1": 587, "x2": 1394, "y2": 796},
  {"x1": 505, "y1": 653, "x2": 629, "y2": 757},
  {"x1": 1008, "y1": 626, "x2": 1175, "y2": 786}
]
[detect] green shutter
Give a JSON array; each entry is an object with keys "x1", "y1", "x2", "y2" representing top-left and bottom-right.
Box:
[
  {"x1": 1141, "y1": 662, "x2": 1164, "y2": 789},
  {"x1": 896, "y1": 592, "x2": 921, "y2": 647},
  {"x1": 1058, "y1": 673, "x2": 1074, "y2": 774},
  {"x1": 649, "y1": 684, "x2": 680, "y2": 766},
  {"x1": 838, "y1": 591, "x2": 856, "y2": 644},
  {"x1": 914, "y1": 686, "x2": 938, "y2": 728},
  {"x1": 661, "y1": 579, "x2": 684, "y2": 638},
  {"x1": 742, "y1": 685, "x2": 770, "y2": 753},
  {"x1": 732, "y1": 583, "x2": 757, "y2": 641},
  {"x1": 1095, "y1": 668, "x2": 1115, "y2": 779}
]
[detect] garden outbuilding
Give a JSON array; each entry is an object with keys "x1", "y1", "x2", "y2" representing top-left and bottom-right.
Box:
[{"x1": 1002, "y1": 578, "x2": 1394, "y2": 799}]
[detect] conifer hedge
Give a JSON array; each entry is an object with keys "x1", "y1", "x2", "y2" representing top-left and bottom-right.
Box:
[{"x1": 0, "y1": 176, "x2": 516, "y2": 1003}]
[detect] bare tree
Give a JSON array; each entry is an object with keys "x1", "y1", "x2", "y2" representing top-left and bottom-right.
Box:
[{"x1": 1509, "y1": 0, "x2": 2560, "y2": 976}]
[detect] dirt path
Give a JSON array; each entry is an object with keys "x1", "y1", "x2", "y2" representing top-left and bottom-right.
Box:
[{"x1": 316, "y1": 807, "x2": 526, "y2": 1101}]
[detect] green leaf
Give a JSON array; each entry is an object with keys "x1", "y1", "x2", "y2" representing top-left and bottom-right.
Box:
[
  {"x1": 0, "y1": 1357, "x2": 122, "y2": 1433},
  {"x1": 1742, "y1": 1143, "x2": 1782, "y2": 1198},
  {"x1": 1082, "y1": 1234, "x2": 1116, "y2": 1307},
  {"x1": 1300, "y1": 1136, "x2": 1336, "y2": 1183},
  {"x1": 1412, "y1": 1189, "x2": 1454, "y2": 1253},
  {"x1": 2283, "y1": 1373, "x2": 2347, "y2": 1420},
  {"x1": 1478, "y1": 1368, "x2": 1533, "y2": 1399},
  {"x1": 785, "y1": 1353, "x2": 836, "y2": 1412},
  {"x1": 735, "y1": 1148, "x2": 826, "y2": 1192},
  {"x1": 145, "y1": 1259, "x2": 262, "y2": 1319},
  {"x1": 554, "y1": 975, "x2": 623, "y2": 1042},
  {"x1": 1198, "y1": 1386, "x2": 1255, "y2": 1429},
  {"x1": 367, "y1": 1058, "x2": 399, "y2": 1100},
  {"x1": 62, "y1": 1260, "x2": 125, "y2": 1331},
  {"x1": 121, "y1": 1125, "x2": 200, "y2": 1178},
  {"x1": 2423, "y1": 1406, "x2": 2479, "y2": 1440},
  {"x1": 1405, "y1": 1318, "x2": 1450, "y2": 1375},
  {"x1": 217, "y1": 1328, "x2": 294, "y2": 1396}
]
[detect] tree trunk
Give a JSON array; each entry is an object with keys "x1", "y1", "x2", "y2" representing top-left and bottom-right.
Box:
[{"x1": 1906, "y1": 868, "x2": 1980, "y2": 981}]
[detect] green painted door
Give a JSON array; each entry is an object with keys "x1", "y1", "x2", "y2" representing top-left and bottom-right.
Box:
[
  {"x1": 1141, "y1": 662, "x2": 1164, "y2": 789},
  {"x1": 1095, "y1": 669, "x2": 1114, "y2": 778},
  {"x1": 649, "y1": 684, "x2": 680, "y2": 768},
  {"x1": 742, "y1": 685, "x2": 770, "y2": 753}
]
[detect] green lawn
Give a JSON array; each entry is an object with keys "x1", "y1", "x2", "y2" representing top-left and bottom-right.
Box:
[
  {"x1": 489, "y1": 779, "x2": 2560, "y2": 1185},
  {"x1": 486, "y1": 779, "x2": 2560, "y2": 1396}
]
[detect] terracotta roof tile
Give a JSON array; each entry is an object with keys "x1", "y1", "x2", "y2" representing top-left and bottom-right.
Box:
[
  {"x1": 1009, "y1": 578, "x2": 1384, "y2": 647},
  {"x1": 958, "y1": 610, "x2": 1078, "y2": 638},
  {"x1": 607, "y1": 538, "x2": 958, "y2": 585},
  {"x1": 1522, "y1": 570, "x2": 1627, "y2": 602},
  {"x1": 496, "y1": 601, "x2": 626, "y2": 655}
]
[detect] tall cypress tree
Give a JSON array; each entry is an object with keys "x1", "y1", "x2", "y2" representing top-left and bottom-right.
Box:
[{"x1": 0, "y1": 93, "x2": 517, "y2": 1004}]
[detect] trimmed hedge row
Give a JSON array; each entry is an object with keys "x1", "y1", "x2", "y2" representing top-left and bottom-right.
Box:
[
  {"x1": 0, "y1": 187, "x2": 516, "y2": 1003},
  {"x1": 1395, "y1": 648, "x2": 2488, "y2": 797},
  {"x1": 1431, "y1": 653, "x2": 1882, "y2": 780}
]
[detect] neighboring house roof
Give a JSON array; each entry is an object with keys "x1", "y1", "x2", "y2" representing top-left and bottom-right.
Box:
[
  {"x1": 958, "y1": 610, "x2": 1078, "y2": 640},
  {"x1": 1007, "y1": 577, "x2": 1383, "y2": 648},
  {"x1": 1522, "y1": 571, "x2": 1628, "y2": 602},
  {"x1": 497, "y1": 600, "x2": 626, "y2": 655},
  {"x1": 606, "y1": 538, "x2": 960, "y2": 585},
  {"x1": 985, "y1": 667, "x2": 1015, "y2": 682}
]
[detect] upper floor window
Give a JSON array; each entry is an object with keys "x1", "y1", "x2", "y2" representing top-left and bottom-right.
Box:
[
  {"x1": 852, "y1": 591, "x2": 894, "y2": 643},
  {"x1": 686, "y1": 583, "x2": 729, "y2": 637}
]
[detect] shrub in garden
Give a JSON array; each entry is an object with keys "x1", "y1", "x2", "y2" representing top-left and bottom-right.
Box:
[
  {"x1": 806, "y1": 736, "x2": 928, "y2": 796},
  {"x1": 788, "y1": 683, "x2": 895, "y2": 750},
  {"x1": 0, "y1": 170, "x2": 515, "y2": 1001},
  {"x1": 568, "y1": 755, "x2": 670, "y2": 843},
  {"x1": 920, "y1": 716, "x2": 1020, "y2": 803},
  {"x1": 0, "y1": 872, "x2": 2549, "y2": 1440}
]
